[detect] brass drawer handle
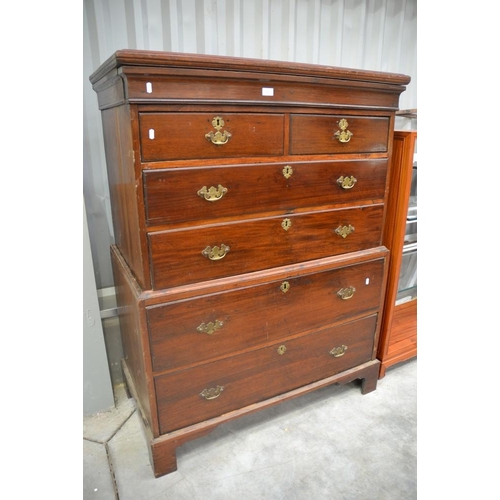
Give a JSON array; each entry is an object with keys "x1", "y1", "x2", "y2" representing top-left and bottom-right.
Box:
[
  {"x1": 200, "y1": 385, "x2": 224, "y2": 400},
  {"x1": 205, "y1": 116, "x2": 232, "y2": 145},
  {"x1": 337, "y1": 286, "x2": 356, "y2": 300},
  {"x1": 202, "y1": 244, "x2": 230, "y2": 260},
  {"x1": 334, "y1": 118, "x2": 353, "y2": 143},
  {"x1": 197, "y1": 320, "x2": 224, "y2": 335},
  {"x1": 277, "y1": 345, "x2": 287, "y2": 355},
  {"x1": 335, "y1": 224, "x2": 355, "y2": 238},
  {"x1": 329, "y1": 345, "x2": 348, "y2": 357},
  {"x1": 337, "y1": 175, "x2": 357, "y2": 190},
  {"x1": 197, "y1": 184, "x2": 228, "y2": 202}
]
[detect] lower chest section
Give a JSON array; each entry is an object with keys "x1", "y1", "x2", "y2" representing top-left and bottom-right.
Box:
[{"x1": 144, "y1": 254, "x2": 386, "y2": 435}]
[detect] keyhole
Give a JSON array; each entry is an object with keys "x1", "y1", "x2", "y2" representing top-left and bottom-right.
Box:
[
  {"x1": 212, "y1": 116, "x2": 225, "y2": 130},
  {"x1": 282, "y1": 218, "x2": 292, "y2": 231},
  {"x1": 283, "y1": 165, "x2": 293, "y2": 179},
  {"x1": 280, "y1": 281, "x2": 290, "y2": 293}
]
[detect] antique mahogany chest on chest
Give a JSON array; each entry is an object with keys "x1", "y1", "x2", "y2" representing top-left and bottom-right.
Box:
[{"x1": 90, "y1": 50, "x2": 410, "y2": 477}]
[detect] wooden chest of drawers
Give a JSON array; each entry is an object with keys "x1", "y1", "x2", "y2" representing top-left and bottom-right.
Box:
[{"x1": 90, "y1": 50, "x2": 410, "y2": 477}]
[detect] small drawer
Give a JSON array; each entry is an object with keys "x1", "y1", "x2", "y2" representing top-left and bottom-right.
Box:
[
  {"x1": 139, "y1": 113, "x2": 285, "y2": 161},
  {"x1": 154, "y1": 314, "x2": 377, "y2": 434},
  {"x1": 148, "y1": 204, "x2": 384, "y2": 289},
  {"x1": 290, "y1": 114, "x2": 390, "y2": 155},
  {"x1": 143, "y1": 159, "x2": 388, "y2": 226},
  {"x1": 147, "y1": 258, "x2": 385, "y2": 372}
]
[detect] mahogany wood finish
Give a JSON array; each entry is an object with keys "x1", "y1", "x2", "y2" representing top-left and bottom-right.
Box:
[
  {"x1": 289, "y1": 114, "x2": 390, "y2": 155},
  {"x1": 143, "y1": 159, "x2": 388, "y2": 227},
  {"x1": 147, "y1": 258, "x2": 385, "y2": 373},
  {"x1": 383, "y1": 299, "x2": 417, "y2": 368},
  {"x1": 111, "y1": 246, "x2": 159, "y2": 436},
  {"x1": 134, "y1": 358, "x2": 382, "y2": 476},
  {"x1": 103, "y1": 106, "x2": 151, "y2": 289},
  {"x1": 148, "y1": 204, "x2": 384, "y2": 289},
  {"x1": 140, "y1": 113, "x2": 285, "y2": 161},
  {"x1": 378, "y1": 130, "x2": 417, "y2": 378},
  {"x1": 90, "y1": 50, "x2": 409, "y2": 477},
  {"x1": 125, "y1": 75, "x2": 403, "y2": 109},
  {"x1": 155, "y1": 315, "x2": 377, "y2": 434}
]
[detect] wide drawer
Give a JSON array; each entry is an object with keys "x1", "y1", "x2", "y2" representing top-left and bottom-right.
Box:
[
  {"x1": 148, "y1": 204, "x2": 384, "y2": 289},
  {"x1": 147, "y1": 258, "x2": 385, "y2": 372},
  {"x1": 289, "y1": 114, "x2": 389, "y2": 155},
  {"x1": 155, "y1": 314, "x2": 377, "y2": 434},
  {"x1": 143, "y1": 159, "x2": 388, "y2": 226},
  {"x1": 124, "y1": 75, "x2": 402, "y2": 110},
  {"x1": 139, "y1": 113, "x2": 285, "y2": 161}
]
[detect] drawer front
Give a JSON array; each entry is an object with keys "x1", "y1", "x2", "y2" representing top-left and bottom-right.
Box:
[
  {"x1": 139, "y1": 113, "x2": 285, "y2": 161},
  {"x1": 148, "y1": 258, "x2": 385, "y2": 372},
  {"x1": 148, "y1": 204, "x2": 384, "y2": 289},
  {"x1": 125, "y1": 76, "x2": 401, "y2": 110},
  {"x1": 143, "y1": 159, "x2": 388, "y2": 226},
  {"x1": 155, "y1": 314, "x2": 377, "y2": 434},
  {"x1": 290, "y1": 115, "x2": 389, "y2": 155}
]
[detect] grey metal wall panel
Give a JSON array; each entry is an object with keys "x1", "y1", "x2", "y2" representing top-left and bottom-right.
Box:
[
  {"x1": 83, "y1": 197, "x2": 115, "y2": 415},
  {"x1": 83, "y1": 0, "x2": 417, "y2": 289}
]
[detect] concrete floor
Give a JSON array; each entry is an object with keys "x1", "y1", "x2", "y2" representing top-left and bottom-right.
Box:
[{"x1": 83, "y1": 358, "x2": 417, "y2": 500}]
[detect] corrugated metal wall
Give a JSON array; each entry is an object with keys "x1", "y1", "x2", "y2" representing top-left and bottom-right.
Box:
[{"x1": 83, "y1": 0, "x2": 417, "y2": 289}]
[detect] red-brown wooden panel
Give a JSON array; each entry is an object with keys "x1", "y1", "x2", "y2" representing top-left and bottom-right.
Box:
[
  {"x1": 148, "y1": 204, "x2": 384, "y2": 289},
  {"x1": 147, "y1": 258, "x2": 385, "y2": 372},
  {"x1": 143, "y1": 159, "x2": 388, "y2": 226},
  {"x1": 290, "y1": 114, "x2": 389, "y2": 155},
  {"x1": 155, "y1": 315, "x2": 377, "y2": 434},
  {"x1": 139, "y1": 113, "x2": 284, "y2": 161}
]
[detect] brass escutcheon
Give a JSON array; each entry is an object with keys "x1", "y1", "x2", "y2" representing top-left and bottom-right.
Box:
[
  {"x1": 197, "y1": 320, "x2": 224, "y2": 335},
  {"x1": 335, "y1": 224, "x2": 355, "y2": 238},
  {"x1": 329, "y1": 345, "x2": 348, "y2": 357},
  {"x1": 280, "y1": 281, "x2": 290, "y2": 293},
  {"x1": 205, "y1": 116, "x2": 232, "y2": 145},
  {"x1": 197, "y1": 184, "x2": 228, "y2": 202},
  {"x1": 282, "y1": 218, "x2": 292, "y2": 231},
  {"x1": 334, "y1": 118, "x2": 353, "y2": 143},
  {"x1": 337, "y1": 175, "x2": 357, "y2": 190},
  {"x1": 337, "y1": 286, "x2": 356, "y2": 300},
  {"x1": 277, "y1": 345, "x2": 287, "y2": 355},
  {"x1": 202, "y1": 244, "x2": 230, "y2": 260},
  {"x1": 282, "y1": 165, "x2": 293, "y2": 179},
  {"x1": 200, "y1": 385, "x2": 224, "y2": 400}
]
